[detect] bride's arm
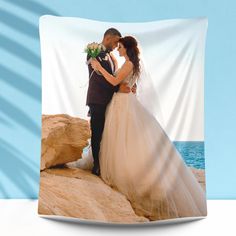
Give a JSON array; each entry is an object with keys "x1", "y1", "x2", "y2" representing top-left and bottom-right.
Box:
[{"x1": 91, "y1": 59, "x2": 133, "y2": 86}]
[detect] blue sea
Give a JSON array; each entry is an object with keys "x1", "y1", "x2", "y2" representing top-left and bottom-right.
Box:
[{"x1": 173, "y1": 141, "x2": 205, "y2": 169}]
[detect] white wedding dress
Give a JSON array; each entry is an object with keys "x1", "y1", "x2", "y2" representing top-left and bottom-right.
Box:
[{"x1": 77, "y1": 69, "x2": 207, "y2": 221}]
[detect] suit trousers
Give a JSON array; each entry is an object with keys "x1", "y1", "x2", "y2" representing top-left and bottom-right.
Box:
[{"x1": 88, "y1": 104, "x2": 107, "y2": 168}]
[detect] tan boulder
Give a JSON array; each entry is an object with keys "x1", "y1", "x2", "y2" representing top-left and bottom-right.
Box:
[
  {"x1": 40, "y1": 114, "x2": 90, "y2": 170},
  {"x1": 38, "y1": 168, "x2": 149, "y2": 224}
]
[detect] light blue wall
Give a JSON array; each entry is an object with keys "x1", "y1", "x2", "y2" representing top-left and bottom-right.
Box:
[{"x1": 0, "y1": 0, "x2": 235, "y2": 199}]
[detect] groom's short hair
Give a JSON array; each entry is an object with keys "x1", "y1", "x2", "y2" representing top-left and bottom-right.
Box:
[{"x1": 104, "y1": 28, "x2": 122, "y2": 38}]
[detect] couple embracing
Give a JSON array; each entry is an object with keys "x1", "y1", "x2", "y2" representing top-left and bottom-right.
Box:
[{"x1": 81, "y1": 28, "x2": 207, "y2": 220}]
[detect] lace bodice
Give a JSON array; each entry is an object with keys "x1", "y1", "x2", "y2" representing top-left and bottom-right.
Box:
[{"x1": 114, "y1": 68, "x2": 137, "y2": 88}]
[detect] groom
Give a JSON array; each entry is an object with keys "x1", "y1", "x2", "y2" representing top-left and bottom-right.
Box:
[{"x1": 86, "y1": 28, "x2": 136, "y2": 176}]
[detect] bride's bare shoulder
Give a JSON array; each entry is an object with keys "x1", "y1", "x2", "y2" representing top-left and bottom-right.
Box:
[
  {"x1": 124, "y1": 60, "x2": 133, "y2": 68},
  {"x1": 115, "y1": 60, "x2": 133, "y2": 76},
  {"x1": 121, "y1": 60, "x2": 133, "y2": 71}
]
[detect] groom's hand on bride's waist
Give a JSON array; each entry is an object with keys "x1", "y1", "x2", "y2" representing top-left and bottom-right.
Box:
[
  {"x1": 118, "y1": 83, "x2": 137, "y2": 94},
  {"x1": 131, "y1": 83, "x2": 137, "y2": 94},
  {"x1": 118, "y1": 83, "x2": 131, "y2": 93}
]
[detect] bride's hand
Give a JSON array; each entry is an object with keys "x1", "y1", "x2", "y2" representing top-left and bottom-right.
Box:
[{"x1": 91, "y1": 58, "x2": 101, "y2": 71}]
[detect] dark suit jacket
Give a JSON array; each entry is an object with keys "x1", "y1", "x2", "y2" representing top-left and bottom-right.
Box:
[{"x1": 86, "y1": 50, "x2": 119, "y2": 106}]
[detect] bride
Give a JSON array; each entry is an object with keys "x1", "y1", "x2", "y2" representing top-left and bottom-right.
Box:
[{"x1": 80, "y1": 36, "x2": 207, "y2": 220}]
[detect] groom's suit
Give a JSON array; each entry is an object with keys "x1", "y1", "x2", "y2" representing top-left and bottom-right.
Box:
[{"x1": 86, "y1": 47, "x2": 119, "y2": 175}]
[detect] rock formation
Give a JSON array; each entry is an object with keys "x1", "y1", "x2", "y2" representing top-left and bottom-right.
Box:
[
  {"x1": 38, "y1": 114, "x2": 206, "y2": 223},
  {"x1": 40, "y1": 114, "x2": 90, "y2": 170}
]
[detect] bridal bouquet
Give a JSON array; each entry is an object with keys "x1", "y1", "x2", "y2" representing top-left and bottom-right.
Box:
[
  {"x1": 84, "y1": 42, "x2": 105, "y2": 65},
  {"x1": 84, "y1": 42, "x2": 105, "y2": 76}
]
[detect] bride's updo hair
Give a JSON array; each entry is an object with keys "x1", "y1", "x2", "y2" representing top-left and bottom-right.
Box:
[{"x1": 119, "y1": 36, "x2": 140, "y2": 78}]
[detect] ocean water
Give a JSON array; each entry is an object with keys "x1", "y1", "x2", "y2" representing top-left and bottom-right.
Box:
[{"x1": 173, "y1": 141, "x2": 205, "y2": 169}]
